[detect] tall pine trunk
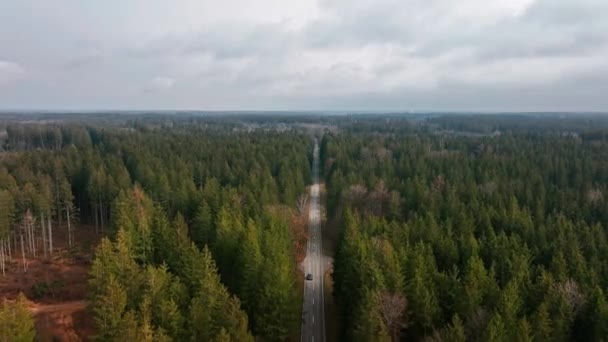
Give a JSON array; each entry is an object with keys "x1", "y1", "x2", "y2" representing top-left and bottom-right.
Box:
[
  {"x1": 1, "y1": 241, "x2": 5, "y2": 276},
  {"x1": 20, "y1": 232, "x2": 27, "y2": 272},
  {"x1": 24, "y1": 221, "x2": 30, "y2": 255},
  {"x1": 66, "y1": 205, "x2": 72, "y2": 247},
  {"x1": 99, "y1": 197, "x2": 105, "y2": 233},
  {"x1": 48, "y1": 216, "x2": 53, "y2": 255},
  {"x1": 55, "y1": 179, "x2": 62, "y2": 226},
  {"x1": 41, "y1": 213, "x2": 47, "y2": 258},
  {"x1": 30, "y1": 217, "x2": 36, "y2": 258},
  {"x1": 94, "y1": 204, "x2": 99, "y2": 235}
]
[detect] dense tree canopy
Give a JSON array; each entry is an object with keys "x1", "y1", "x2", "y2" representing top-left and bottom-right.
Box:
[
  {"x1": 0, "y1": 118, "x2": 312, "y2": 341},
  {"x1": 323, "y1": 118, "x2": 608, "y2": 341},
  {"x1": 4, "y1": 113, "x2": 608, "y2": 341}
]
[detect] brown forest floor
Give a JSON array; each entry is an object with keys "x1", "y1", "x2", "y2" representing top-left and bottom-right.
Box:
[{"x1": 0, "y1": 224, "x2": 99, "y2": 341}]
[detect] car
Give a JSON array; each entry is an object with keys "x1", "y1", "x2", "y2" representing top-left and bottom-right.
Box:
[{"x1": 306, "y1": 273, "x2": 313, "y2": 280}]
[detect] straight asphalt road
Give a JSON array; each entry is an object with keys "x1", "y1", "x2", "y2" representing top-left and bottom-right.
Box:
[{"x1": 301, "y1": 140, "x2": 325, "y2": 342}]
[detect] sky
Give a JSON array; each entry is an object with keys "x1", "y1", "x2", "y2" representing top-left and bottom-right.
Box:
[{"x1": 1, "y1": 0, "x2": 607, "y2": 112}]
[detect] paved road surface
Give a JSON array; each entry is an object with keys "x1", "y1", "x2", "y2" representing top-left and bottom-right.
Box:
[{"x1": 301, "y1": 140, "x2": 325, "y2": 342}]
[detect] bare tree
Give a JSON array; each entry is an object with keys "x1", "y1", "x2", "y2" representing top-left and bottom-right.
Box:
[
  {"x1": 377, "y1": 291, "x2": 408, "y2": 342},
  {"x1": 47, "y1": 216, "x2": 53, "y2": 255},
  {"x1": 58, "y1": 175, "x2": 75, "y2": 248},
  {"x1": 40, "y1": 212, "x2": 46, "y2": 257},
  {"x1": 369, "y1": 180, "x2": 389, "y2": 216},
  {"x1": 296, "y1": 193, "x2": 309, "y2": 216},
  {"x1": 66, "y1": 204, "x2": 72, "y2": 247},
  {"x1": 20, "y1": 210, "x2": 35, "y2": 272},
  {"x1": 0, "y1": 241, "x2": 5, "y2": 276},
  {"x1": 586, "y1": 188, "x2": 603, "y2": 204},
  {"x1": 22, "y1": 210, "x2": 36, "y2": 257},
  {"x1": 554, "y1": 279, "x2": 586, "y2": 315},
  {"x1": 0, "y1": 190, "x2": 14, "y2": 276},
  {"x1": 343, "y1": 184, "x2": 368, "y2": 208}
]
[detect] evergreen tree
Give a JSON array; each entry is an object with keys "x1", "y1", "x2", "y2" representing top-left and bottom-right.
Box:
[{"x1": 0, "y1": 293, "x2": 36, "y2": 342}]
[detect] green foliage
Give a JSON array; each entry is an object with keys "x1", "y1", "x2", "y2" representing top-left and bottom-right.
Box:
[
  {"x1": 0, "y1": 293, "x2": 36, "y2": 342},
  {"x1": 90, "y1": 188, "x2": 256, "y2": 341},
  {"x1": 30, "y1": 280, "x2": 64, "y2": 300},
  {"x1": 444, "y1": 314, "x2": 466, "y2": 342},
  {"x1": 92, "y1": 275, "x2": 127, "y2": 341},
  {"x1": 324, "y1": 124, "x2": 608, "y2": 341},
  {"x1": 9, "y1": 114, "x2": 608, "y2": 341}
]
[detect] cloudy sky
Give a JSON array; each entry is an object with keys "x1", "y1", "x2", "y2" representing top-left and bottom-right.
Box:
[{"x1": 1, "y1": 0, "x2": 607, "y2": 111}]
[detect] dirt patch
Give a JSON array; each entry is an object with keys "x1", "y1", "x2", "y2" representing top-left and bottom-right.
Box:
[
  {"x1": 0, "y1": 224, "x2": 99, "y2": 341},
  {"x1": 1, "y1": 256, "x2": 89, "y2": 304},
  {"x1": 30, "y1": 300, "x2": 92, "y2": 342}
]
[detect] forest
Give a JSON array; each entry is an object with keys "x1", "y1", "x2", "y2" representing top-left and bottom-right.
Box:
[
  {"x1": 2, "y1": 113, "x2": 608, "y2": 341},
  {"x1": 0, "y1": 116, "x2": 312, "y2": 341},
  {"x1": 323, "y1": 115, "x2": 608, "y2": 341}
]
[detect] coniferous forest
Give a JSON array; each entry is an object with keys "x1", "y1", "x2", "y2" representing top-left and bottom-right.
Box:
[
  {"x1": 0, "y1": 115, "x2": 311, "y2": 341},
  {"x1": 1, "y1": 113, "x2": 608, "y2": 341},
  {"x1": 324, "y1": 115, "x2": 608, "y2": 341}
]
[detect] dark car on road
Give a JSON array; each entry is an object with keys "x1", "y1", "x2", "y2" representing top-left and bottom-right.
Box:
[{"x1": 306, "y1": 273, "x2": 313, "y2": 280}]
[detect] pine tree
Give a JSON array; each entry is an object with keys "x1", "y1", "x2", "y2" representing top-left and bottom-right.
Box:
[
  {"x1": 238, "y1": 219, "x2": 262, "y2": 327},
  {"x1": 534, "y1": 301, "x2": 552, "y2": 341},
  {"x1": 255, "y1": 218, "x2": 299, "y2": 340},
  {"x1": 92, "y1": 275, "x2": 127, "y2": 341},
  {"x1": 58, "y1": 174, "x2": 75, "y2": 247},
  {"x1": 0, "y1": 293, "x2": 36, "y2": 342},
  {"x1": 444, "y1": 314, "x2": 466, "y2": 342},
  {"x1": 407, "y1": 248, "x2": 439, "y2": 334},
  {"x1": 516, "y1": 317, "x2": 533, "y2": 342},
  {"x1": 484, "y1": 313, "x2": 507, "y2": 342},
  {"x1": 193, "y1": 200, "x2": 214, "y2": 247},
  {"x1": 188, "y1": 247, "x2": 253, "y2": 342},
  {"x1": 588, "y1": 287, "x2": 608, "y2": 340}
]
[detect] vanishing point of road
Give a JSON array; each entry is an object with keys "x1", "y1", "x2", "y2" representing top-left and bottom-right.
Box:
[{"x1": 301, "y1": 139, "x2": 325, "y2": 342}]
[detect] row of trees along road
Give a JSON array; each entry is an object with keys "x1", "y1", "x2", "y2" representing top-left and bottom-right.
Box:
[
  {"x1": 0, "y1": 120, "x2": 313, "y2": 341},
  {"x1": 322, "y1": 119, "x2": 608, "y2": 341}
]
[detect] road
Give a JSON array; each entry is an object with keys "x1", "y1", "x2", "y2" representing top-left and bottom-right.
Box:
[{"x1": 301, "y1": 140, "x2": 325, "y2": 342}]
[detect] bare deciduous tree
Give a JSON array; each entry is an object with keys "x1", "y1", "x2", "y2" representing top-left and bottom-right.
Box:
[
  {"x1": 554, "y1": 279, "x2": 586, "y2": 314},
  {"x1": 342, "y1": 184, "x2": 368, "y2": 207},
  {"x1": 586, "y1": 188, "x2": 603, "y2": 204},
  {"x1": 296, "y1": 194, "x2": 309, "y2": 216},
  {"x1": 20, "y1": 210, "x2": 35, "y2": 272},
  {"x1": 369, "y1": 180, "x2": 389, "y2": 216},
  {"x1": 377, "y1": 291, "x2": 408, "y2": 342}
]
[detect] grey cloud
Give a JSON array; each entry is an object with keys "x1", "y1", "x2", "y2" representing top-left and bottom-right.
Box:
[
  {"x1": 0, "y1": 60, "x2": 24, "y2": 85},
  {"x1": 0, "y1": 0, "x2": 607, "y2": 110},
  {"x1": 144, "y1": 77, "x2": 175, "y2": 93}
]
